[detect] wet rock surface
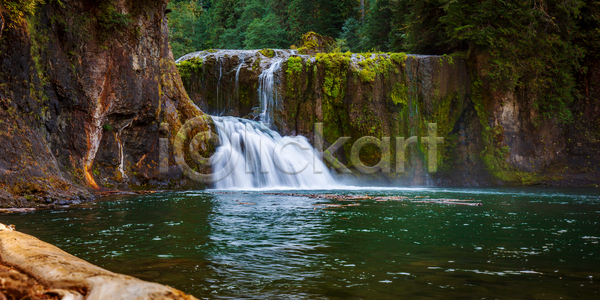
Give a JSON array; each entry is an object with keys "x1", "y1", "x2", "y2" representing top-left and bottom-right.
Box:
[
  {"x1": 0, "y1": 0, "x2": 209, "y2": 207},
  {"x1": 178, "y1": 49, "x2": 600, "y2": 186},
  {"x1": 178, "y1": 50, "x2": 481, "y2": 185}
]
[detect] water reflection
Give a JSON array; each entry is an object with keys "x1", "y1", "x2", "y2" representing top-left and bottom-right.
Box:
[{"x1": 3, "y1": 187, "x2": 600, "y2": 299}]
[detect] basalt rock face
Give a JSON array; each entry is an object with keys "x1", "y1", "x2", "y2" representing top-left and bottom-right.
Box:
[
  {"x1": 0, "y1": 0, "x2": 208, "y2": 207},
  {"x1": 178, "y1": 49, "x2": 600, "y2": 186},
  {"x1": 564, "y1": 56, "x2": 600, "y2": 185},
  {"x1": 469, "y1": 52, "x2": 600, "y2": 185},
  {"x1": 178, "y1": 50, "x2": 487, "y2": 185}
]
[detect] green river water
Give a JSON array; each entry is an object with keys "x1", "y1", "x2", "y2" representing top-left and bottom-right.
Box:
[{"x1": 2, "y1": 187, "x2": 600, "y2": 299}]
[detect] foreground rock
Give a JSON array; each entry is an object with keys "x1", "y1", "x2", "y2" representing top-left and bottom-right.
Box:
[
  {"x1": 0, "y1": 0, "x2": 210, "y2": 208},
  {"x1": 0, "y1": 224, "x2": 197, "y2": 300}
]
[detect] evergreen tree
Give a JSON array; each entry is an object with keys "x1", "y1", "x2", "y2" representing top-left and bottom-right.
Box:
[
  {"x1": 168, "y1": 0, "x2": 213, "y2": 59},
  {"x1": 360, "y1": 0, "x2": 393, "y2": 52},
  {"x1": 439, "y1": 0, "x2": 588, "y2": 122},
  {"x1": 245, "y1": 13, "x2": 289, "y2": 49},
  {"x1": 339, "y1": 17, "x2": 361, "y2": 52}
]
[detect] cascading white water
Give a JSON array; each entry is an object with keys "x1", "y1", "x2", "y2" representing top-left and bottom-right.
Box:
[
  {"x1": 210, "y1": 116, "x2": 338, "y2": 189},
  {"x1": 257, "y1": 57, "x2": 283, "y2": 127},
  {"x1": 176, "y1": 50, "x2": 340, "y2": 189},
  {"x1": 233, "y1": 55, "x2": 245, "y2": 109},
  {"x1": 216, "y1": 57, "x2": 223, "y2": 115}
]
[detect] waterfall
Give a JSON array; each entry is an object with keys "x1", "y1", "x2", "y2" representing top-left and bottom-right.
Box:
[
  {"x1": 210, "y1": 116, "x2": 338, "y2": 189},
  {"x1": 116, "y1": 119, "x2": 133, "y2": 180},
  {"x1": 216, "y1": 57, "x2": 223, "y2": 115},
  {"x1": 233, "y1": 54, "x2": 246, "y2": 113},
  {"x1": 233, "y1": 55, "x2": 245, "y2": 110},
  {"x1": 257, "y1": 57, "x2": 283, "y2": 127}
]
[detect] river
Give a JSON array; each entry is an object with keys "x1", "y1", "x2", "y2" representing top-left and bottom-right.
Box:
[{"x1": 3, "y1": 187, "x2": 600, "y2": 299}]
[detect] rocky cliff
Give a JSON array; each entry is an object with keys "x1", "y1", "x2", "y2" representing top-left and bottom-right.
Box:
[
  {"x1": 177, "y1": 49, "x2": 487, "y2": 185},
  {"x1": 469, "y1": 51, "x2": 600, "y2": 186},
  {"x1": 0, "y1": 0, "x2": 209, "y2": 207},
  {"x1": 177, "y1": 48, "x2": 600, "y2": 186}
]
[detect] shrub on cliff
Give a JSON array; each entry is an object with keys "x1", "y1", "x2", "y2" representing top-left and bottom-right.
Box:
[{"x1": 296, "y1": 31, "x2": 335, "y2": 55}]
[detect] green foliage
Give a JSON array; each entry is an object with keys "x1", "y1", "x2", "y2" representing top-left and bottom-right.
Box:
[
  {"x1": 438, "y1": 0, "x2": 589, "y2": 123},
  {"x1": 176, "y1": 57, "x2": 204, "y2": 84},
  {"x1": 359, "y1": 0, "x2": 393, "y2": 52},
  {"x1": 286, "y1": 0, "x2": 354, "y2": 42},
  {"x1": 167, "y1": 0, "x2": 355, "y2": 55},
  {"x1": 102, "y1": 124, "x2": 113, "y2": 131},
  {"x1": 315, "y1": 52, "x2": 351, "y2": 99},
  {"x1": 339, "y1": 18, "x2": 361, "y2": 52},
  {"x1": 97, "y1": 0, "x2": 131, "y2": 42},
  {"x1": 165, "y1": 0, "x2": 597, "y2": 126},
  {"x1": 357, "y1": 53, "x2": 405, "y2": 83},
  {"x1": 330, "y1": 39, "x2": 349, "y2": 53},
  {"x1": 244, "y1": 13, "x2": 288, "y2": 49},
  {"x1": 390, "y1": 53, "x2": 407, "y2": 67},
  {"x1": 286, "y1": 56, "x2": 303, "y2": 75},
  {"x1": 390, "y1": 82, "x2": 408, "y2": 105},
  {"x1": 349, "y1": 0, "x2": 597, "y2": 124},
  {"x1": 402, "y1": 0, "x2": 452, "y2": 54},
  {"x1": 259, "y1": 48, "x2": 275, "y2": 58},
  {"x1": 167, "y1": 0, "x2": 213, "y2": 59},
  {"x1": 2, "y1": 0, "x2": 42, "y2": 26}
]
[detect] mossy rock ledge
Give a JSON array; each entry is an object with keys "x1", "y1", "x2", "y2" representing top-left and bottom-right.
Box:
[{"x1": 176, "y1": 49, "x2": 600, "y2": 186}]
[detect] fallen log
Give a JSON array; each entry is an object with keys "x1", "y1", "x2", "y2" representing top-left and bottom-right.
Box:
[{"x1": 0, "y1": 224, "x2": 197, "y2": 300}]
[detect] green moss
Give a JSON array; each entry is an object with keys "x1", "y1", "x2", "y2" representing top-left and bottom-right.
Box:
[
  {"x1": 359, "y1": 68, "x2": 375, "y2": 82},
  {"x1": 470, "y1": 74, "x2": 542, "y2": 184},
  {"x1": 259, "y1": 48, "x2": 275, "y2": 58},
  {"x1": 296, "y1": 47, "x2": 308, "y2": 55},
  {"x1": 440, "y1": 54, "x2": 454, "y2": 66},
  {"x1": 390, "y1": 82, "x2": 408, "y2": 105},
  {"x1": 176, "y1": 57, "x2": 203, "y2": 85},
  {"x1": 285, "y1": 56, "x2": 305, "y2": 99},
  {"x1": 390, "y1": 52, "x2": 407, "y2": 67},
  {"x1": 305, "y1": 40, "x2": 318, "y2": 50},
  {"x1": 356, "y1": 53, "x2": 404, "y2": 83},
  {"x1": 314, "y1": 52, "x2": 353, "y2": 156},
  {"x1": 238, "y1": 84, "x2": 252, "y2": 107},
  {"x1": 286, "y1": 56, "x2": 303, "y2": 75},
  {"x1": 25, "y1": 2, "x2": 52, "y2": 113},
  {"x1": 252, "y1": 57, "x2": 261, "y2": 71},
  {"x1": 97, "y1": 1, "x2": 131, "y2": 43},
  {"x1": 315, "y1": 52, "x2": 351, "y2": 100},
  {"x1": 3, "y1": 0, "x2": 42, "y2": 26}
]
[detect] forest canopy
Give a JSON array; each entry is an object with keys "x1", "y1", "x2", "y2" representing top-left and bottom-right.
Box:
[
  {"x1": 167, "y1": 0, "x2": 599, "y2": 57},
  {"x1": 167, "y1": 0, "x2": 600, "y2": 122}
]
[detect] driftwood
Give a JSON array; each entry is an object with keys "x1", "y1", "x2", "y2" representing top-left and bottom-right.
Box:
[{"x1": 0, "y1": 224, "x2": 197, "y2": 300}]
